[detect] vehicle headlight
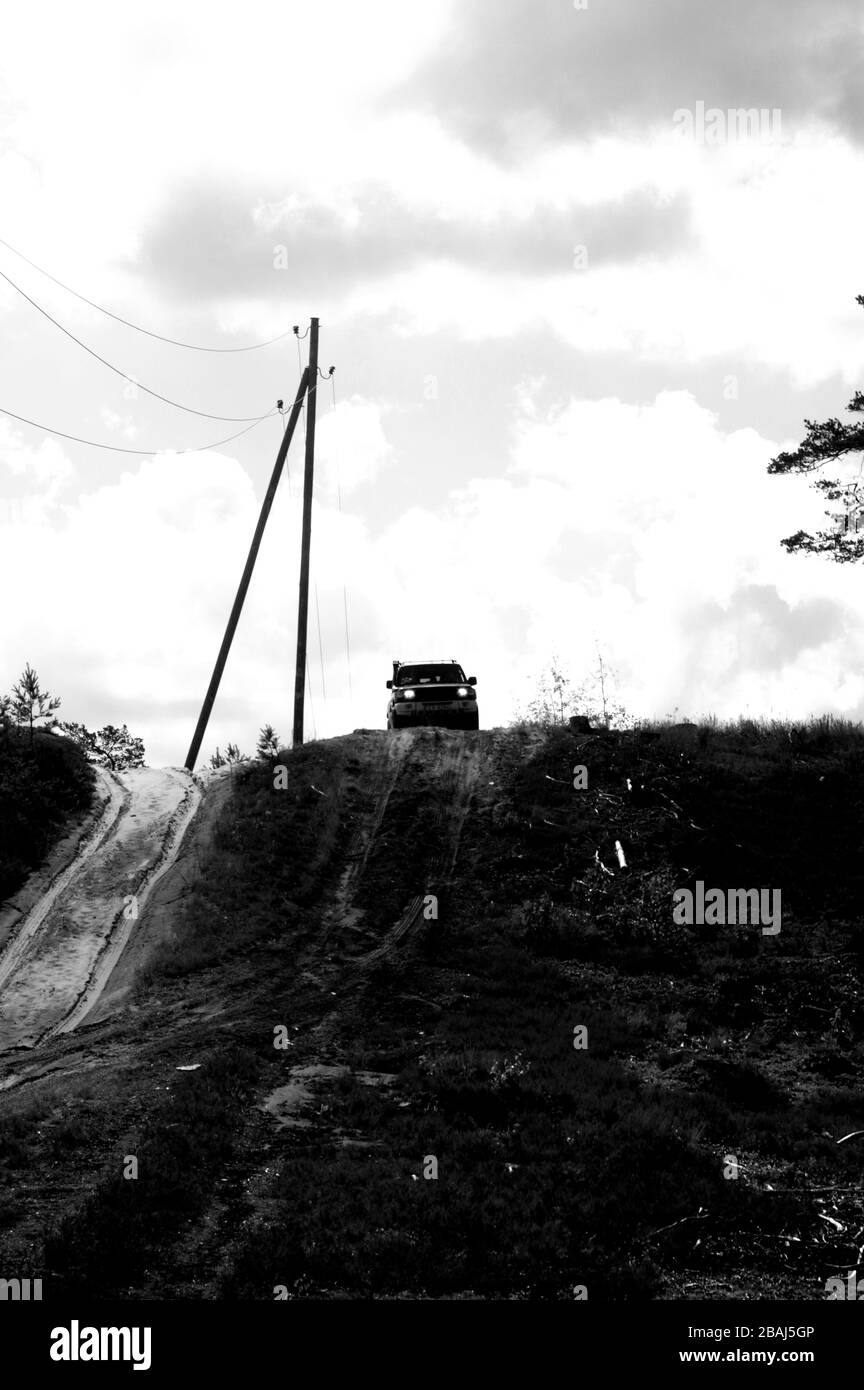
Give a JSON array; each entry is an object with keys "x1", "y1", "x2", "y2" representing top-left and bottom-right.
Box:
[
  {"x1": 457, "y1": 687, "x2": 469, "y2": 697},
  {"x1": 403, "y1": 689, "x2": 415, "y2": 699}
]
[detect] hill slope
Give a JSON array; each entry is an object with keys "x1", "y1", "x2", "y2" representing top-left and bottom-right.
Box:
[{"x1": 1, "y1": 721, "x2": 863, "y2": 1300}]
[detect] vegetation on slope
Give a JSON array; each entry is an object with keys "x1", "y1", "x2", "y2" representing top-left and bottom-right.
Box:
[
  {"x1": 0, "y1": 727, "x2": 95, "y2": 904},
  {"x1": 10, "y1": 717, "x2": 864, "y2": 1300}
]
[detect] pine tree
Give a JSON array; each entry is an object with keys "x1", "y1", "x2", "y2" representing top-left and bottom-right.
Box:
[
  {"x1": 60, "y1": 722, "x2": 146, "y2": 771},
  {"x1": 768, "y1": 294, "x2": 864, "y2": 560},
  {"x1": 256, "y1": 724, "x2": 281, "y2": 761},
  {"x1": 10, "y1": 664, "x2": 61, "y2": 748}
]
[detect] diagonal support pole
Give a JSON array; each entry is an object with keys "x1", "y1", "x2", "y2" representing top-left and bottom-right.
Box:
[{"x1": 184, "y1": 367, "x2": 309, "y2": 772}]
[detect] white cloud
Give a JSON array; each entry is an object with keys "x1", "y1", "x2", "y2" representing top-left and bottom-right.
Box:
[
  {"x1": 313, "y1": 395, "x2": 395, "y2": 496},
  {"x1": 372, "y1": 389, "x2": 864, "y2": 725},
  {"x1": 2, "y1": 386, "x2": 864, "y2": 763},
  {"x1": 0, "y1": 420, "x2": 76, "y2": 524},
  {"x1": 99, "y1": 406, "x2": 139, "y2": 439},
  {"x1": 1, "y1": 3, "x2": 863, "y2": 761}
]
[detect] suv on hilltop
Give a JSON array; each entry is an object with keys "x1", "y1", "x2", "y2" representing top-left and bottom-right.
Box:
[{"x1": 386, "y1": 660, "x2": 479, "y2": 730}]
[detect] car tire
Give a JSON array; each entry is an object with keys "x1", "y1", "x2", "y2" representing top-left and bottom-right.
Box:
[{"x1": 464, "y1": 712, "x2": 479, "y2": 731}]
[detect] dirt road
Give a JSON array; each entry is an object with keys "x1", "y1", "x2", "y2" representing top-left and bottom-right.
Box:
[{"x1": 0, "y1": 766, "x2": 201, "y2": 1052}]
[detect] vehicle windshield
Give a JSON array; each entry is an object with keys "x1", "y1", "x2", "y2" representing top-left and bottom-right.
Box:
[{"x1": 397, "y1": 664, "x2": 465, "y2": 686}]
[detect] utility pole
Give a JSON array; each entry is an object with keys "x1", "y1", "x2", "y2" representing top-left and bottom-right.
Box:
[
  {"x1": 292, "y1": 316, "x2": 319, "y2": 746},
  {"x1": 184, "y1": 368, "x2": 309, "y2": 772}
]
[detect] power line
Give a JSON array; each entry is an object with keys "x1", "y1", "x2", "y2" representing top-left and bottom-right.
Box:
[
  {"x1": 0, "y1": 233, "x2": 295, "y2": 352},
  {"x1": 0, "y1": 378, "x2": 325, "y2": 458},
  {"x1": 0, "y1": 265, "x2": 274, "y2": 422},
  {"x1": 0, "y1": 403, "x2": 272, "y2": 455}
]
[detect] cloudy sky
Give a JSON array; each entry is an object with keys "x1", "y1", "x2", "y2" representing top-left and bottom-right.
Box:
[{"x1": 2, "y1": 0, "x2": 864, "y2": 765}]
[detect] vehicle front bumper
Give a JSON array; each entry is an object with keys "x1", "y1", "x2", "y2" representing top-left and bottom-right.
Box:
[{"x1": 391, "y1": 700, "x2": 478, "y2": 727}]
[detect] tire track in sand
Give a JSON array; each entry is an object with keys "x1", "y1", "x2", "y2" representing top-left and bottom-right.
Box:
[
  {"x1": 47, "y1": 769, "x2": 202, "y2": 1039},
  {"x1": 0, "y1": 768, "x2": 200, "y2": 1051},
  {"x1": 0, "y1": 768, "x2": 127, "y2": 997}
]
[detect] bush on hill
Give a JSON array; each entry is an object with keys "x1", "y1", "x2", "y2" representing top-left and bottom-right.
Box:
[{"x1": 0, "y1": 726, "x2": 95, "y2": 903}]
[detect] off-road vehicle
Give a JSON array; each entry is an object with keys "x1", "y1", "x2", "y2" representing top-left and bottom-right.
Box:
[{"x1": 386, "y1": 659, "x2": 479, "y2": 730}]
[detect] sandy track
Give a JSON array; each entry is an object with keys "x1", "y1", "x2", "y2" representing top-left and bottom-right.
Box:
[
  {"x1": 0, "y1": 767, "x2": 201, "y2": 1052},
  {"x1": 0, "y1": 768, "x2": 126, "y2": 995},
  {"x1": 49, "y1": 770, "x2": 202, "y2": 1037}
]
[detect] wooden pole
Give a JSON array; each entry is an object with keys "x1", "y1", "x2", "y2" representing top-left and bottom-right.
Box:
[
  {"x1": 292, "y1": 317, "x2": 319, "y2": 746},
  {"x1": 184, "y1": 368, "x2": 309, "y2": 772}
]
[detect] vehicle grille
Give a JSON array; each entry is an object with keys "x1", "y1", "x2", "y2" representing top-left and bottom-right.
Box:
[{"x1": 394, "y1": 685, "x2": 473, "y2": 703}]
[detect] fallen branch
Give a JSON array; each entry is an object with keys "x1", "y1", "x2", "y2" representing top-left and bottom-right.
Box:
[
  {"x1": 817, "y1": 1213, "x2": 846, "y2": 1231},
  {"x1": 594, "y1": 849, "x2": 615, "y2": 878},
  {"x1": 766, "y1": 1185, "x2": 863, "y2": 1193},
  {"x1": 397, "y1": 993, "x2": 444, "y2": 1011},
  {"x1": 647, "y1": 1208, "x2": 709, "y2": 1238}
]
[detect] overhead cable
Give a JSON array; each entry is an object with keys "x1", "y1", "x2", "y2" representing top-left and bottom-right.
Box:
[
  {"x1": 0, "y1": 265, "x2": 276, "y2": 421},
  {"x1": 0, "y1": 233, "x2": 295, "y2": 352}
]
